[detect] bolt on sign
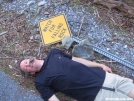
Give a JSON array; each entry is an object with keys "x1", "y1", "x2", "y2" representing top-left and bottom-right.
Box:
[{"x1": 38, "y1": 14, "x2": 72, "y2": 45}]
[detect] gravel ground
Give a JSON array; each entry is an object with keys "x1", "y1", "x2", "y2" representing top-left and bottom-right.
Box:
[
  {"x1": 1, "y1": 0, "x2": 134, "y2": 62},
  {"x1": 2, "y1": 0, "x2": 134, "y2": 63},
  {"x1": 0, "y1": 70, "x2": 43, "y2": 101},
  {"x1": 1, "y1": 0, "x2": 133, "y2": 64}
]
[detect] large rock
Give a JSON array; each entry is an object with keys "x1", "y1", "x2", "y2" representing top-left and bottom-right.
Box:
[{"x1": 72, "y1": 38, "x2": 95, "y2": 60}]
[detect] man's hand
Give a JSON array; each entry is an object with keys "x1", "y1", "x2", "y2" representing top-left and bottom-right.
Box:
[
  {"x1": 100, "y1": 64, "x2": 112, "y2": 73},
  {"x1": 48, "y1": 94, "x2": 60, "y2": 101}
]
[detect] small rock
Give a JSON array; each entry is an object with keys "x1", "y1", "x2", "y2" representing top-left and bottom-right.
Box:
[
  {"x1": 34, "y1": 34, "x2": 41, "y2": 40},
  {"x1": 132, "y1": 73, "x2": 134, "y2": 77},
  {"x1": 107, "y1": 48, "x2": 110, "y2": 51},
  {"x1": 54, "y1": 0, "x2": 61, "y2": 2},
  {"x1": 30, "y1": 36, "x2": 34, "y2": 40},
  {"x1": 19, "y1": 9, "x2": 26, "y2": 15},
  {"x1": 115, "y1": 52, "x2": 119, "y2": 55},
  {"x1": 14, "y1": 60, "x2": 17, "y2": 64},
  {"x1": 124, "y1": 45, "x2": 127, "y2": 48},
  {"x1": 36, "y1": 6, "x2": 43, "y2": 16},
  {"x1": 62, "y1": 35, "x2": 74, "y2": 49},
  {"x1": 38, "y1": 0, "x2": 47, "y2": 6},
  {"x1": 30, "y1": 29, "x2": 37, "y2": 34},
  {"x1": 54, "y1": 2, "x2": 61, "y2": 6},
  {"x1": 8, "y1": 65, "x2": 13, "y2": 69},
  {"x1": 61, "y1": 0, "x2": 70, "y2": 4},
  {"x1": 53, "y1": 0, "x2": 70, "y2": 5},
  {"x1": 27, "y1": 0, "x2": 35, "y2": 6},
  {"x1": 44, "y1": 11, "x2": 49, "y2": 15}
]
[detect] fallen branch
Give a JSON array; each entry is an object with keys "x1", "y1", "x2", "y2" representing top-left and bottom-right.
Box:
[{"x1": 94, "y1": 0, "x2": 134, "y2": 17}]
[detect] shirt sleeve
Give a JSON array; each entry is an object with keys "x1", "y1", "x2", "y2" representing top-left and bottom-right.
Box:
[
  {"x1": 35, "y1": 82, "x2": 54, "y2": 101},
  {"x1": 50, "y1": 48, "x2": 72, "y2": 59}
]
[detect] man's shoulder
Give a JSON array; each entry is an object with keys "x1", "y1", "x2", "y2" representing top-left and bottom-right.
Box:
[
  {"x1": 46, "y1": 48, "x2": 62, "y2": 59},
  {"x1": 35, "y1": 71, "x2": 46, "y2": 84},
  {"x1": 49, "y1": 48, "x2": 61, "y2": 53}
]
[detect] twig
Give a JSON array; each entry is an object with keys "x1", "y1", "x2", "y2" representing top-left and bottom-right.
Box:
[
  {"x1": 95, "y1": 60, "x2": 116, "y2": 63},
  {"x1": 0, "y1": 57, "x2": 14, "y2": 59},
  {"x1": 110, "y1": 17, "x2": 117, "y2": 25},
  {"x1": 96, "y1": 8, "x2": 100, "y2": 18},
  {"x1": 97, "y1": 19, "x2": 102, "y2": 25},
  {"x1": 77, "y1": 15, "x2": 86, "y2": 37},
  {"x1": 107, "y1": 13, "x2": 122, "y2": 30},
  {"x1": 108, "y1": 13, "x2": 116, "y2": 25},
  {"x1": 110, "y1": 17, "x2": 122, "y2": 30},
  {"x1": 0, "y1": 45, "x2": 4, "y2": 53},
  {"x1": 37, "y1": 43, "x2": 42, "y2": 57},
  {"x1": 7, "y1": 42, "x2": 17, "y2": 48},
  {"x1": 0, "y1": 31, "x2": 8, "y2": 36}
]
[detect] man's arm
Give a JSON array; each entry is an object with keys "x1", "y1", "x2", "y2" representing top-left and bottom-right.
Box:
[
  {"x1": 35, "y1": 82, "x2": 59, "y2": 101},
  {"x1": 72, "y1": 57, "x2": 112, "y2": 73},
  {"x1": 48, "y1": 94, "x2": 60, "y2": 101}
]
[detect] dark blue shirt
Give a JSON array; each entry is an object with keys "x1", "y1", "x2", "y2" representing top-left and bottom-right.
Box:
[{"x1": 35, "y1": 48, "x2": 106, "y2": 101}]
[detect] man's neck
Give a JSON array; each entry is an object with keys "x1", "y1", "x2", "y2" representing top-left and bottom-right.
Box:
[{"x1": 35, "y1": 59, "x2": 44, "y2": 72}]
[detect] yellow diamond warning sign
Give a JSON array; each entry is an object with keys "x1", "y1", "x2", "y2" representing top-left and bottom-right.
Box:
[{"x1": 38, "y1": 14, "x2": 72, "y2": 45}]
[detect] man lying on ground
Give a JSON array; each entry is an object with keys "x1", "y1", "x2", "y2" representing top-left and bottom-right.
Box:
[{"x1": 20, "y1": 48, "x2": 134, "y2": 101}]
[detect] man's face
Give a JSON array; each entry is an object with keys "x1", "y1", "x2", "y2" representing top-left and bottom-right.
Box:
[{"x1": 20, "y1": 58, "x2": 36, "y2": 74}]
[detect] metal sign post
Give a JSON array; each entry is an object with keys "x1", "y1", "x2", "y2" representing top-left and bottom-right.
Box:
[{"x1": 72, "y1": 36, "x2": 134, "y2": 70}]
